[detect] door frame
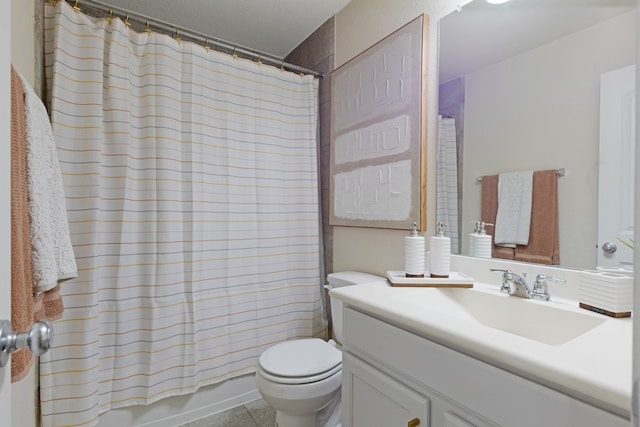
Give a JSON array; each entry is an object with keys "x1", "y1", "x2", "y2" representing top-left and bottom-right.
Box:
[{"x1": 0, "y1": 1, "x2": 13, "y2": 421}]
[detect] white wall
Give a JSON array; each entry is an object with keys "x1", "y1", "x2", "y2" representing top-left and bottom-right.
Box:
[
  {"x1": 462, "y1": 11, "x2": 636, "y2": 269},
  {"x1": 333, "y1": 0, "x2": 470, "y2": 275}
]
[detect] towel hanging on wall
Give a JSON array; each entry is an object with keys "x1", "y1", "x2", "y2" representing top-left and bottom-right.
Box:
[
  {"x1": 20, "y1": 73, "x2": 78, "y2": 294},
  {"x1": 10, "y1": 67, "x2": 78, "y2": 383},
  {"x1": 10, "y1": 66, "x2": 35, "y2": 383}
]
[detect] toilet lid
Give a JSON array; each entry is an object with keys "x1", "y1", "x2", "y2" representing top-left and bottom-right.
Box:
[{"x1": 259, "y1": 338, "x2": 342, "y2": 378}]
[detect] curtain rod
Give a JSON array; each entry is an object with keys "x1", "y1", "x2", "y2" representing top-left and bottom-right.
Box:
[{"x1": 59, "y1": 0, "x2": 323, "y2": 78}]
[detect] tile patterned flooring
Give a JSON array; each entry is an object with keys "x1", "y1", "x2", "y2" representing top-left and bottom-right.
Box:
[{"x1": 179, "y1": 398, "x2": 276, "y2": 427}]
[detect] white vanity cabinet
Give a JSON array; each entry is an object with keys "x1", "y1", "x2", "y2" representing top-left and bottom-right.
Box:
[{"x1": 341, "y1": 306, "x2": 628, "y2": 427}]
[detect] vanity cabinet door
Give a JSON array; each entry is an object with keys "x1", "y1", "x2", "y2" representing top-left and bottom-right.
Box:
[
  {"x1": 443, "y1": 410, "x2": 487, "y2": 427},
  {"x1": 342, "y1": 352, "x2": 430, "y2": 427}
]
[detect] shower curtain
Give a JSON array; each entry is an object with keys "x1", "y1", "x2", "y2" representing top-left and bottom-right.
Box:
[
  {"x1": 436, "y1": 116, "x2": 459, "y2": 253},
  {"x1": 41, "y1": 2, "x2": 324, "y2": 426}
]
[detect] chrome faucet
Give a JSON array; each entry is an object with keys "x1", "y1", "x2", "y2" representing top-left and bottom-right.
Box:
[
  {"x1": 491, "y1": 269, "x2": 565, "y2": 301},
  {"x1": 531, "y1": 274, "x2": 566, "y2": 301},
  {"x1": 491, "y1": 269, "x2": 532, "y2": 298}
]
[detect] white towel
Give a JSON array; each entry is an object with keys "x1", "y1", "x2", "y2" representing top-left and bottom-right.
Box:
[
  {"x1": 20, "y1": 74, "x2": 78, "y2": 293},
  {"x1": 494, "y1": 171, "x2": 533, "y2": 247}
]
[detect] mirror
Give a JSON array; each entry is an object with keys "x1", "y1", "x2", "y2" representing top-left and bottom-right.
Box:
[{"x1": 437, "y1": 0, "x2": 636, "y2": 270}]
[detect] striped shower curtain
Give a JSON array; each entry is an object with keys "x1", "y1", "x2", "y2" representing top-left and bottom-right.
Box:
[
  {"x1": 41, "y1": 2, "x2": 324, "y2": 426},
  {"x1": 436, "y1": 116, "x2": 459, "y2": 253}
]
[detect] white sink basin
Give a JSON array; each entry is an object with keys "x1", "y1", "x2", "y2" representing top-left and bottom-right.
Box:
[{"x1": 394, "y1": 286, "x2": 606, "y2": 345}]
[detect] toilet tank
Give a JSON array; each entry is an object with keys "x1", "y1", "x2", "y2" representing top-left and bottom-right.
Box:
[{"x1": 326, "y1": 271, "x2": 387, "y2": 345}]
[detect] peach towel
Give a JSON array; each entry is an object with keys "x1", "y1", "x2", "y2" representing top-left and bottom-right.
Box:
[
  {"x1": 480, "y1": 170, "x2": 560, "y2": 264},
  {"x1": 11, "y1": 66, "x2": 34, "y2": 382},
  {"x1": 10, "y1": 68, "x2": 73, "y2": 382}
]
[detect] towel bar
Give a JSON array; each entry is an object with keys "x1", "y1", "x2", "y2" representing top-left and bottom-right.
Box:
[{"x1": 476, "y1": 168, "x2": 565, "y2": 182}]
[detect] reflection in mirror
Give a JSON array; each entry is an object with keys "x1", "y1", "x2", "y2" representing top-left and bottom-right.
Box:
[{"x1": 437, "y1": 0, "x2": 636, "y2": 270}]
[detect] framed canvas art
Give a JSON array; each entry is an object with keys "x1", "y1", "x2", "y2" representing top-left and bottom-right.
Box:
[{"x1": 330, "y1": 14, "x2": 428, "y2": 231}]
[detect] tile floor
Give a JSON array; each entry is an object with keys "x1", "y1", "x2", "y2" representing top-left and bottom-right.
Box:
[{"x1": 179, "y1": 398, "x2": 276, "y2": 427}]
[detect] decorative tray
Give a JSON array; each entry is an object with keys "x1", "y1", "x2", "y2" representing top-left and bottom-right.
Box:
[{"x1": 386, "y1": 271, "x2": 474, "y2": 288}]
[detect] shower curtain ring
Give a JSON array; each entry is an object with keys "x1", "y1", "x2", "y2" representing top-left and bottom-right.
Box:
[
  {"x1": 107, "y1": 10, "x2": 113, "y2": 24},
  {"x1": 232, "y1": 48, "x2": 238, "y2": 59},
  {"x1": 146, "y1": 21, "x2": 151, "y2": 34},
  {"x1": 124, "y1": 14, "x2": 131, "y2": 27},
  {"x1": 73, "y1": 0, "x2": 80, "y2": 11}
]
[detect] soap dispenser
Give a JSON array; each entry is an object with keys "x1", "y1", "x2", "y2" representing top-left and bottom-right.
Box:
[
  {"x1": 430, "y1": 221, "x2": 450, "y2": 278},
  {"x1": 474, "y1": 221, "x2": 493, "y2": 259},
  {"x1": 404, "y1": 221, "x2": 425, "y2": 278},
  {"x1": 468, "y1": 221, "x2": 480, "y2": 257}
]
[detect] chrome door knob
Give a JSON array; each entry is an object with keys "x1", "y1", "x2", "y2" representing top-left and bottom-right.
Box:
[
  {"x1": 0, "y1": 319, "x2": 54, "y2": 367},
  {"x1": 602, "y1": 242, "x2": 618, "y2": 254}
]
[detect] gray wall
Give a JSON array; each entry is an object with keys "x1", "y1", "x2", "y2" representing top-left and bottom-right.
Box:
[{"x1": 285, "y1": 18, "x2": 335, "y2": 275}]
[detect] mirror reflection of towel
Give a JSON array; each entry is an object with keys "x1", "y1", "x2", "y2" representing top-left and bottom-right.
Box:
[
  {"x1": 481, "y1": 170, "x2": 560, "y2": 265},
  {"x1": 494, "y1": 171, "x2": 533, "y2": 247},
  {"x1": 481, "y1": 175, "x2": 514, "y2": 260},
  {"x1": 515, "y1": 170, "x2": 560, "y2": 265}
]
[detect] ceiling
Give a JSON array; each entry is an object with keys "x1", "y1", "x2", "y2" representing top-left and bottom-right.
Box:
[
  {"x1": 89, "y1": 0, "x2": 635, "y2": 78},
  {"x1": 439, "y1": 0, "x2": 636, "y2": 83},
  {"x1": 100, "y1": 0, "x2": 352, "y2": 58}
]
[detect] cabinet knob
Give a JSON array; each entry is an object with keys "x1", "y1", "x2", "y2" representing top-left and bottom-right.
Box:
[
  {"x1": 602, "y1": 242, "x2": 617, "y2": 254},
  {"x1": 408, "y1": 417, "x2": 420, "y2": 427}
]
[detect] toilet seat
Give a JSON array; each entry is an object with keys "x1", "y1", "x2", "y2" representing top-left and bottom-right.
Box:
[
  {"x1": 259, "y1": 338, "x2": 342, "y2": 385},
  {"x1": 258, "y1": 362, "x2": 342, "y2": 385}
]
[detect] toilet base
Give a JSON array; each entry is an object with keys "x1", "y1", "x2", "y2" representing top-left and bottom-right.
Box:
[
  {"x1": 274, "y1": 391, "x2": 342, "y2": 427},
  {"x1": 275, "y1": 411, "x2": 316, "y2": 427}
]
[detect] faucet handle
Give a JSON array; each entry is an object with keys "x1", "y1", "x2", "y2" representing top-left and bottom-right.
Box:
[
  {"x1": 531, "y1": 274, "x2": 566, "y2": 301},
  {"x1": 490, "y1": 268, "x2": 513, "y2": 294}
]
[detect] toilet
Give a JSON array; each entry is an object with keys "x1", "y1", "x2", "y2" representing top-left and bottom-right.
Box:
[{"x1": 255, "y1": 271, "x2": 387, "y2": 427}]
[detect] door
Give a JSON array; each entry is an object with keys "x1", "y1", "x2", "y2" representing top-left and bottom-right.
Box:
[
  {"x1": 597, "y1": 65, "x2": 636, "y2": 270},
  {"x1": 0, "y1": 1, "x2": 12, "y2": 421}
]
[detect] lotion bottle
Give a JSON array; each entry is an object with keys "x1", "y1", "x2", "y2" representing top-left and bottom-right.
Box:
[
  {"x1": 430, "y1": 221, "x2": 451, "y2": 278},
  {"x1": 404, "y1": 222, "x2": 425, "y2": 277},
  {"x1": 475, "y1": 221, "x2": 493, "y2": 259},
  {"x1": 468, "y1": 221, "x2": 480, "y2": 257}
]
